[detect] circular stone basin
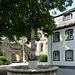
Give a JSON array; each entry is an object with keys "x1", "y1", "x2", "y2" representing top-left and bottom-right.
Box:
[{"x1": 7, "y1": 65, "x2": 59, "y2": 75}]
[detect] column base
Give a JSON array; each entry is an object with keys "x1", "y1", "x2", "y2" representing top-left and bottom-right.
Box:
[{"x1": 29, "y1": 60, "x2": 38, "y2": 69}]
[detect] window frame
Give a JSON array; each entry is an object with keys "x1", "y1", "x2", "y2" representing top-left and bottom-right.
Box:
[
  {"x1": 65, "y1": 29, "x2": 73, "y2": 41},
  {"x1": 22, "y1": 39, "x2": 26, "y2": 44},
  {"x1": 65, "y1": 50, "x2": 73, "y2": 61},
  {"x1": 38, "y1": 33, "x2": 42, "y2": 39},
  {"x1": 53, "y1": 51, "x2": 60, "y2": 61},
  {"x1": 35, "y1": 44, "x2": 37, "y2": 51},
  {"x1": 40, "y1": 43, "x2": 43, "y2": 51},
  {"x1": 53, "y1": 32, "x2": 60, "y2": 43},
  {"x1": 63, "y1": 13, "x2": 72, "y2": 21}
]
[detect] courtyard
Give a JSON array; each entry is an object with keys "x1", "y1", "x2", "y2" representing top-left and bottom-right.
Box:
[
  {"x1": 0, "y1": 63, "x2": 75, "y2": 75},
  {"x1": 58, "y1": 68, "x2": 75, "y2": 75}
]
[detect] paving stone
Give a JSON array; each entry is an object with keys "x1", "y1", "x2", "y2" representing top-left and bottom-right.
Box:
[{"x1": 58, "y1": 68, "x2": 75, "y2": 75}]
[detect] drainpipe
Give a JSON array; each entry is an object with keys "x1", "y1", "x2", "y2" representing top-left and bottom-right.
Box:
[
  {"x1": 48, "y1": 35, "x2": 52, "y2": 66},
  {"x1": 51, "y1": 35, "x2": 52, "y2": 66}
]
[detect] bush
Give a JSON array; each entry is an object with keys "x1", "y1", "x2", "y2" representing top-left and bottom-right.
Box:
[
  {"x1": 0, "y1": 61, "x2": 3, "y2": 65},
  {"x1": 39, "y1": 54, "x2": 47, "y2": 62},
  {"x1": 0, "y1": 56, "x2": 11, "y2": 65},
  {"x1": 0, "y1": 56, "x2": 8, "y2": 62}
]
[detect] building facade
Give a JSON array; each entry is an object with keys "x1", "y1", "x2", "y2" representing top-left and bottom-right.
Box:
[
  {"x1": 19, "y1": 31, "x2": 48, "y2": 56},
  {"x1": 48, "y1": 8, "x2": 75, "y2": 66},
  {"x1": 1, "y1": 31, "x2": 48, "y2": 63}
]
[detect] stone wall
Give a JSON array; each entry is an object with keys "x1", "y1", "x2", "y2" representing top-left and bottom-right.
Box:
[{"x1": 1, "y1": 38, "x2": 31, "y2": 63}]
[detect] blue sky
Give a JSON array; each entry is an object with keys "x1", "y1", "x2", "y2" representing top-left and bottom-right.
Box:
[{"x1": 56, "y1": 0, "x2": 75, "y2": 15}]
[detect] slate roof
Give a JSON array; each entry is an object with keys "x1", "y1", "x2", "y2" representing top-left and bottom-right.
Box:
[
  {"x1": 56, "y1": 8, "x2": 75, "y2": 17},
  {"x1": 54, "y1": 8, "x2": 75, "y2": 31}
]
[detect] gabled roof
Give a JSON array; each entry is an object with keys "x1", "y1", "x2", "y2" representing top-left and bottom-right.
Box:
[
  {"x1": 56, "y1": 8, "x2": 75, "y2": 17},
  {"x1": 53, "y1": 8, "x2": 75, "y2": 31}
]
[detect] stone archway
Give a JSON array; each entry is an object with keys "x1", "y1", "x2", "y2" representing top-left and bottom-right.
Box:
[
  {"x1": 10, "y1": 43, "x2": 23, "y2": 63},
  {"x1": 12, "y1": 53, "x2": 20, "y2": 62},
  {"x1": 2, "y1": 38, "x2": 31, "y2": 63}
]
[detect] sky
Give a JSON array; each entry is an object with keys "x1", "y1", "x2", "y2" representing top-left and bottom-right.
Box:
[{"x1": 56, "y1": 0, "x2": 75, "y2": 15}]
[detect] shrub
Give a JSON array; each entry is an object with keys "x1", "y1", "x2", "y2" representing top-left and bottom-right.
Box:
[
  {"x1": 0, "y1": 61, "x2": 3, "y2": 65},
  {"x1": 39, "y1": 54, "x2": 47, "y2": 62},
  {"x1": 0, "y1": 56, "x2": 8, "y2": 62},
  {"x1": 0, "y1": 56, "x2": 11, "y2": 65}
]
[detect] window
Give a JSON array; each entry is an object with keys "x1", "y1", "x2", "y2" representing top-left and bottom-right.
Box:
[
  {"x1": 65, "y1": 29, "x2": 73, "y2": 41},
  {"x1": 65, "y1": 50, "x2": 73, "y2": 61},
  {"x1": 38, "y1": 33, "x2": 42, "y2": 39},
  {"x1": 22, "y1": 39, "x2": 26, "y2": 44},
  {"x1": 53, "y1": 32, "x2": 60, "y2": 42},
  {"x1": 53, "y1": 51, "x2": 60, "y2": 61},
  {"x1": 35, "y1": 44, "x2": 37, "y2": 51},
  {"x1": 64, "y1": 13, "x2": 72, "y2": 21},
  {"x1": 40, "y1": 43, "x2": 43, "y2": 51}
]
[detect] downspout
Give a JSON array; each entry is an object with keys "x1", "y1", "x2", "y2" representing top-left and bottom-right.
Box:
[
  {"x1": 51, "y1": 35, "x2": 52, "y2": 66},
  {"x1": 48, "y1": 35, "x2": 52, "y2": 66}
]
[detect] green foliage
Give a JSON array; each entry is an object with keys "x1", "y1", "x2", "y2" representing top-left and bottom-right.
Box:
[
  {"x1": 0, "y1": 60, "x2": 3, "y2": 65},
  {"x1": 0, "y1": 0, "x2": 73, "y2": 42},
  {"x1": 0, "y1": 56, "x2": 11, "y2": 65},
  {"x1": 39, "y1": 54, "x2": 47, "y2": 62},
  {"x1": 0, "y1": 56, "x2": 8, "y2": 62}
]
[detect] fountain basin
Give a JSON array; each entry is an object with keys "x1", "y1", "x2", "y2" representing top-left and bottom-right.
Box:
[{"x1": 7, "y1": 65, "x2": 58, "y2": 75}]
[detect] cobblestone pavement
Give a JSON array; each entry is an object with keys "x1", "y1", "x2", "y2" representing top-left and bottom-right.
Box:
[
  {"x1": 57, "y1": 68, "x2": 75, "y2": 75},
  {"x1": 0, "y1": 62, "x2": 28, "y2": 75},
  {"x1": 1, "y1": 63, "x2": 75, "y2": 75}
]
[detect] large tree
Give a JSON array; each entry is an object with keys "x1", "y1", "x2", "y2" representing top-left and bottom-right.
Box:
[
  {"x1": 0, "y1": 0, "x2": 73, "y2": 41},
  {"x1": 0, "y1": 0, "x2": 73, "y2": 68}
]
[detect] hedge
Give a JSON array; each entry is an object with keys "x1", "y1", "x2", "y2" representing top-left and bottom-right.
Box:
[
  {"x1": 39, "y1": 54, "x2": 47, "y2": 62},
  {"x1": 0, "y1": 56, "x2": 11, "y2": 65},
  {"x1": 0, "y1": 61, "x2": 3, "y2": 65},
  {"x1": 0, "y1": 56, "x2": 8, "y2": 62}
]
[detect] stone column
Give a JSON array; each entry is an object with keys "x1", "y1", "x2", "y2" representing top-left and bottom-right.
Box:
[{"x1": 28, "y1": 29, "x2": 40, "y2": 69}]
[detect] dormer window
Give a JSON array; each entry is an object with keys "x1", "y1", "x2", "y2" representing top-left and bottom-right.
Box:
[
  {"x1": 38, "y1": 33, "x2": 42, "y2": 39},
  {"x1": 63, "y1": 13, "x2": 72, "y2": 21}
]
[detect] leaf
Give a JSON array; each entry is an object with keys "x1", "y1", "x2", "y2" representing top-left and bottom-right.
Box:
[{"x1": 0, "y1": 0, "x2": 2, "y2": 3}]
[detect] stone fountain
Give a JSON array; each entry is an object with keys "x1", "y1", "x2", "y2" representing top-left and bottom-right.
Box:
[
  {"x1": 7, "y1": 65, "x2": 58, "y2": 75},
  {"x1": 7, "y1": 29, "x2": 58, "y2": 75}
]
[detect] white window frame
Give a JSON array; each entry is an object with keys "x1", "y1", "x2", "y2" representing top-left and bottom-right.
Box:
[
  {"x1": 64, "y1": 13, "x2": 72, "y2": 21},
  {"x1": 53, "y1": 51, "x2": 60, "y2": 61},
  {"x1": 22, "y1": 39, "x2": 26, "y2": 44},
  {"x1": 38, "y1": 33, "x2": 42, "y2": 39},
  {"x1": 65, "y1": 29, "x2": 73, "y2": 41},
  {"x1": 65, "y1": 50, "x2": 73, "y2": 61},
  {"x1": 53, "y1": 32, "x2": 60, "y2": 42}
]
